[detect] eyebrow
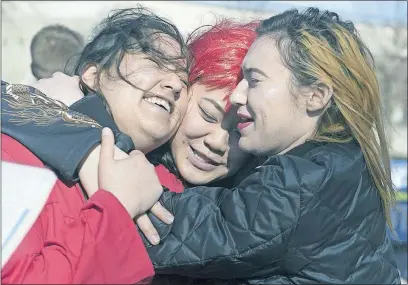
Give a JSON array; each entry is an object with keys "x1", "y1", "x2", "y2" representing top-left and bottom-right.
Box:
[
  {"x1": 242, "y1": 67, "x2": 269, "y2": 78},
  {"x1": 202, "y1": 98, "x2": 225, "y2": 114}
]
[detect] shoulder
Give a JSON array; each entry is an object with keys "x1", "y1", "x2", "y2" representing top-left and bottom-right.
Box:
[
  {"x1": 1, "y1": 134, "x2": 44, "y2": 168},
  {"x1": 253, "y1": 141, "x2": 368, "y2": 208},
  {"x1": 281, "y1": 140, "x2": 365, "y2": 184},
  {"x1": 299, "y1": 141, "x2": 374, "y2": 208},
  {"x1": 281, "y1": 141, "x2": 385, "y2": 238},
  {"x1": 282, "y1": 142, "x2": 397, "y2": 283},
  {"x1": 285, "y1": 139, "x2": 363, "y2": 167}
]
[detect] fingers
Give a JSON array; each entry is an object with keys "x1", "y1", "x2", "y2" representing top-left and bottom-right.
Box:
[
  {"x1": 99, "y1": 128, "x2": 115, "y2": 164},
  {"x1": 136, "y1": 214, "x2": 160, "y2": 245},
  {"x1": 135, "y1": 202, "x2": 173, "y2": 246},
  {"x1": 150, "y1": 202, "x2": 174, "y2": 225}
]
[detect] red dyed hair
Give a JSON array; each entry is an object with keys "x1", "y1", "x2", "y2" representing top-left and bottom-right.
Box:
[{"x1": 187, "y1": 20, "x2": 258, "y2": 110}]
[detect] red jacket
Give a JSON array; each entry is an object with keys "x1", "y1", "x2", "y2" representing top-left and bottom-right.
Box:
[{"x1": 1, "y1": 134, "x2": 183, "y2": 284}]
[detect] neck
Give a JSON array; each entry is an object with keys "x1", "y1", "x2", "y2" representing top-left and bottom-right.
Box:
[{"x1": 277, "y1": 129, "x2": 316, "y2": 156}]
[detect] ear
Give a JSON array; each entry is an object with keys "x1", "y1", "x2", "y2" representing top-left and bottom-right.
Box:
[
  {"x1": 305, "y1": 82, "x2": 333, "y2": 112},
  {"x1": 81, "y1": 64, "x2": 98, "y2": 91}
]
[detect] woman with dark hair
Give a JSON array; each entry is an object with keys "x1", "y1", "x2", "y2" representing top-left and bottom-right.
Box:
[{"x1": 1, "y1": 6, "x2": 190, "y2": 284}]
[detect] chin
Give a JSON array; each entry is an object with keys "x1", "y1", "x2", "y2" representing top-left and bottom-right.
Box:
[
  {"x1": 144, "y1": 123, "x2": 174, "y2": 141},
  {"x1": 238, "y1": 137, "x2": 254, "y2": 154},
  {"x1": 178, "y1": 166, "x2": 213, "y2": 186},
  {"x1": 183, "y1": 172, "x2": 212, "y2": 186}
]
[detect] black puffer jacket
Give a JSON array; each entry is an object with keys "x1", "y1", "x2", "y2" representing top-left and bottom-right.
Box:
[
  {"x1": 1, "y1": 82, "x2": 400, "y2": 284},
  {"x1": 148, "y1": 141, "x2": 400, "y2": 284}
]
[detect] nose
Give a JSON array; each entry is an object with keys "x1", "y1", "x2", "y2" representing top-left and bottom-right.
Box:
[
  {"x1": 161, "y1": 73, "x2": 183, "y2": 99},
  {"x1": 230, "y1": 79, "x2": 248, "y2": 106},
  {"x1": 204, "y1": 128, "x2": 229, "y2": 157}
]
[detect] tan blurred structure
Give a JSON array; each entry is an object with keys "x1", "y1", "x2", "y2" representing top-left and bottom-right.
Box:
[{"x1": 2, "y1": 1, "x2": 407, "y2": 157}]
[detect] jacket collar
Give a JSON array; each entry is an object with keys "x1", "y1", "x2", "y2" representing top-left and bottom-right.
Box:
[
  {"x1": 69, "y1": 93, "x2": 118, "y2": 131},
  {"x1": 285, "y1": 140, "x2": 325, "y2": 158}
]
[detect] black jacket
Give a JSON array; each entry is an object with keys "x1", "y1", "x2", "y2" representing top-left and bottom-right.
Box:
[
  {"x1": 148, "y1": 141, "x2": 400, "y2": 284},
  {"x1": 1, "y1": 82, "x2": 400, "y2": 284}
]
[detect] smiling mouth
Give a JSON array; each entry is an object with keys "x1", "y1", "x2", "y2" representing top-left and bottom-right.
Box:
[
  {"x1": 191, "y1": 147, "x2": 220, "y2": 165},
  {"x1": 143, "y1": 96, "x2": 172, "y2": 113},
  {"x1": 188, "y1": 146, "x2": 221, "y2": 171}
]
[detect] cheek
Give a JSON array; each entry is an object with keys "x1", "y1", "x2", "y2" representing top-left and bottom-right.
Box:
[
  {"x1": 123, "y1": 66, "x2": 161, "y2": 90},
  {"x1": 179, "y1": 107, "x2": 208, "y2": 138},
  {"x1": 171, "y1": 116, "x2": 208, "y2": 159},
  {"x1": 250, "y1": 85, "x2": 297, "y2": 122},
  {"x1": 105, "y1": 91, "x2": 140, "y2": 127}
]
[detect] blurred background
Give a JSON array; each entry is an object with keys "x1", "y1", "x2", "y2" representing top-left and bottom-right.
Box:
[{"x1": 2, "y1": 0, "x2": 407, "y2": 280}]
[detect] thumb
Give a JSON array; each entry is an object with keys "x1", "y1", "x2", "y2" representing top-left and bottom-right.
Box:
[{"x1": 99, "y1": 128, "x2": 115, "y2": 165}]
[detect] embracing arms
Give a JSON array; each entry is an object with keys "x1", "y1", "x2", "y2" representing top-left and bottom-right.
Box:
[
  {"x1": 146, "y1": 154, "x2": 325, "y2": 279},
  {"x1": 1, "y1": 79, "x2": 332, "y2": 281}
]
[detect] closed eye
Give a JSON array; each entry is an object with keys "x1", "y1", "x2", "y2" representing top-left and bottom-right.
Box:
[
  {"x1": 248, "y1": 77, "x2": 260, "y2": 88},
  {"x1": 199, "y1": 105, "x2": 218, "y2": 123}
]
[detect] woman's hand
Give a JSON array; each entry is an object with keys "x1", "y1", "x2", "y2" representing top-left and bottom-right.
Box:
[
  {"x1": 135, "y1": 202, "x2": 174, "y2": 245},
  {"x1": 97, "y1": 128, "x2": 163, "y2": 218},
  {"x1": 78, "y1": 129, "x2": 174, "y2": 240},
  {"x1": 79, "y1": 143, "x2": 129, "y2": 197},
  {"x1": 32, "y1": 72, "x2": 84, "y2": 106}
]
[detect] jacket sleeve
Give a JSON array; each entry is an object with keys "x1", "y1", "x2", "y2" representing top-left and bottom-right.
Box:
[
  {"x1": 1, "y1": 81, "x2": 135, "y2": 184},
  {"x1": 1, "y1": 81, "x2": 102, "y2": 184},
  {"x1": 2, "y1": 189, "x2": 154, "y2": 284},
  {"x1": 146, "y1": 155, "x2": 326, "y2": 279}
]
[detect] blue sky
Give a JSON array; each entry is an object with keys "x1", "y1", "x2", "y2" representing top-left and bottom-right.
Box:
[{"x1": 195, "y1": 1, "x2": 407, "y2": 25}]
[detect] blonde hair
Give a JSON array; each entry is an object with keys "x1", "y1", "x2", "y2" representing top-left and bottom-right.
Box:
[{"x1": 257, "y1": 8, "x2": 395, "y2": 227}]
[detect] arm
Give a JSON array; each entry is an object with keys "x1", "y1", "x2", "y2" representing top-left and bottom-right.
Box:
[
  {"x1": 2, "y1": 189, "x2": 154, "y2": 284},
  {"x1": 146, "y1": 155, "x2": 326, "y2": 279},
  {"x1": 1, "y1": 81, "x2": 102, "y2": 183},
  {"x1": 1, "y1": 81, "x2": 132, "y2": 184},
  {"x1": 1, "y1": 136, "x2": 154, "y2": 284}
]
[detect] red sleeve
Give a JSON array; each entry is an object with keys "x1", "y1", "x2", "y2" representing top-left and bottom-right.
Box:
[
  {"x1": 1, "y1": 134, "x2": 154, "y2": 284},
  {"x1": 2, "y1": 189, "x2": 154, "y2": 284}
]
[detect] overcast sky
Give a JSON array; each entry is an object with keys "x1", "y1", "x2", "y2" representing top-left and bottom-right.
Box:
[{"x1": 196, "y1": 1, "x2": 407, "y2": 25}]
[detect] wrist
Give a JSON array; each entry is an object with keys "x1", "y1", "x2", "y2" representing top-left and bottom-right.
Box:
[
  {"x1": 79, "y1": 145, "x2": 101, "y2": 197},
  {"x1": 113, "y1": 193, "x2": 141, "y2": 218}
]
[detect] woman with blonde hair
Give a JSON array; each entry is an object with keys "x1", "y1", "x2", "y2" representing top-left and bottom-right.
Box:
[{"x1": 143, "y1": 7, "x2": 400, "y2": 283}]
